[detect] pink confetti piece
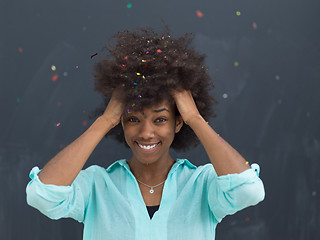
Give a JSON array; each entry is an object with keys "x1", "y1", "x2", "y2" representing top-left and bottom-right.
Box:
[
  {"x1": 252, "y1": 22, "x2": 258, "y2": 30},
  {"x1": 196, "y1": 10, "x2": 204, "y2": 18}
]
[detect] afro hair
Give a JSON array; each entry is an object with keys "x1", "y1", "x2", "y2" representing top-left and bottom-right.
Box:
[{"x1": 88, "y1": 23, "x2": 218, "y2": 152}]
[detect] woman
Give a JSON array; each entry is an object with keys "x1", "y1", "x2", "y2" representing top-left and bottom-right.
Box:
[{"x1": 26, "y1": 25, "x2": 265, "y2": 239}]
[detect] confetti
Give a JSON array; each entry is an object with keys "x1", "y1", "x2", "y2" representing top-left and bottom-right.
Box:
[
  {"x1": 233, "y1": 61, "x2": 239, "y2": 67},
  {"x1": 91, "y1": 53, "x2": 98, "y2": 59},
  {"x1": 51, "y1": 65, "x2": 56, "y2": 71},
  {"x1": 82, "y1": 120, "x2": 88, "y2": 127},
  {"x1": 127, "y1": 3, "x2": 132, "y2": 8},
  {"x1": 157, "y1": 49, "x2": 162, "y2": 53},
  {"x1": 56, "y1": 122, "x2": 61, "y2": 127},
  {"x1": 138, "y1": 94, "x2": 142, "y2": 98},
  {"x1": 236, "y1": 11, "x2": 241, "y2": 16},
  {"x1": 252, "y1": 22, "x2": 258, "y2": 30},
  {"x1": 196, "y1": 10, "x2": 204, "y2": 18},
  {"x1": 51, "y1": 74, "x2": 59, "y2": 82},
  {"x1": 18, "y1": 47, "x2": 23, "y2": 53}
]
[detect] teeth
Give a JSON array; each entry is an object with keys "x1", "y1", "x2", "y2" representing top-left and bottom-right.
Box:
[{"x1": 138, "y1": 143, "x2": 158, "y2": 150}]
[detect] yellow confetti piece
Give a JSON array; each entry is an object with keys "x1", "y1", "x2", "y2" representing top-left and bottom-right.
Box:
[
  {"x1": 236, "y1": 11, "x2": 241, "y2": 16},
  {"x1": 136, "y1": 73, "x2": 141, "y2": 75},
  {"x1": 245, "y1": 161, "x2": 249, "y2": 165},
  {"x1": 142, "y1": 60, "x2": 146, "y2": 62},
  {"x1": 234, "y1": 61, "x2": 239, "y2": 67},
  {"x1": 51, "y1": 65, "x2": 56, "y2": 71}
]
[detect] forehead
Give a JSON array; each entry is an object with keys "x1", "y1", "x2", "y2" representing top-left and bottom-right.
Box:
[{"x1": 126, "y1": 100, "x2": 173, "y2": 116}]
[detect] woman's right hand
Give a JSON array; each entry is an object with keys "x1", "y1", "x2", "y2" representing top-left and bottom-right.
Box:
[{"x1": 101, "y1": 88, "x2": 126, "y2": 128}]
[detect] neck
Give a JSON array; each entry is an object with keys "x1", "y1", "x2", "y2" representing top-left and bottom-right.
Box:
[{"x1": 127, "y1": 155, "x2": 175, "y2": 185}]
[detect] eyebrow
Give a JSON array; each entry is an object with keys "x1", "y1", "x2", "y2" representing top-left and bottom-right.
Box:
[
  {"x1": 133, "y1": 108, "x2": 169, "y2": 119},
  {"x1": 153, "y1": 108, "x2": 169, "y2": 113}
]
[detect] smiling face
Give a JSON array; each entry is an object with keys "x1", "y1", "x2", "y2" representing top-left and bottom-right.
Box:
[{"x1": 121, "y1": 99, "x2": 183, "y2": 166}]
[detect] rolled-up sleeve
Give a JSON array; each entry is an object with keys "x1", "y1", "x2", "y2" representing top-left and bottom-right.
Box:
[
  {"x1": 26, "y1": 166, "x2": 94, "y2": 223},
  {"x1": 207, "y1": 163, "x2": 265, "y2": 223}
]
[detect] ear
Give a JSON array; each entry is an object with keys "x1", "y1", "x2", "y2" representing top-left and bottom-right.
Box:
[{"x1": 175, "y1": 116, "x2": 183, "y2": 133}]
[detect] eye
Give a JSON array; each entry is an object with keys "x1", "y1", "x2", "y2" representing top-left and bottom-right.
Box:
[
  {"x1": 127, "y1": 117, "x2": 167, "y2": 123},
  {"x1": 128, "y1": 117, "x2": 138, "y2": 122},
  {"x1": 156, "y1": 118, "x2": 167, "y2": 123}
]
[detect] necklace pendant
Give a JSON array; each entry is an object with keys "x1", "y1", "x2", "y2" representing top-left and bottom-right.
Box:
[{"x1": 150, "y1": 188, "x2": 154, "y2": 194}]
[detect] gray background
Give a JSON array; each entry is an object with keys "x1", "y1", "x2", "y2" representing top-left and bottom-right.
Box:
[{"x1": 1, "y1": 0, "x2": 319, "y2": 239}]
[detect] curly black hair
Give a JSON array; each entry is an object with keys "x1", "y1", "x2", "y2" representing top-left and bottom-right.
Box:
[{"x1": 88, "y1": 23, "x2": 218, "y2": 152}]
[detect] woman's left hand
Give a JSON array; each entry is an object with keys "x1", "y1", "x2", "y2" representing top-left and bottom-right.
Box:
[{"x1": 170, "y1": 89, "x2": 201, "y2": 125}]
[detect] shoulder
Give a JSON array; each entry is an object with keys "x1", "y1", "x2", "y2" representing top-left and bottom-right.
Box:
[{"x1": 176, "y1": 159, "x2": 217, "y2": 179}]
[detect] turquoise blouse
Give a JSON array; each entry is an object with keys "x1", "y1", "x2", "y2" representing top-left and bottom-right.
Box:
[{"x1": 26, "y1": 159, "x2": 265, "y2": 240}]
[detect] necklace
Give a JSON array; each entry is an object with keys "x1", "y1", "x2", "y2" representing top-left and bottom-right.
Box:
[{"x1": 137, "y1": 179, "x2": 166, "y2": 194}]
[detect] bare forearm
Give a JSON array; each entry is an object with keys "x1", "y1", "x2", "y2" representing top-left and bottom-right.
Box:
[
  {"x1": 188, "y1": 115, "x2": 250, "y2": 176},
  {"x1": 38, "y1": 116, "x2": 113, "y2": 186}
]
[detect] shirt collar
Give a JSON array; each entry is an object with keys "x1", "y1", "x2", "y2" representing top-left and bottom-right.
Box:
[{"x1": 106, "y1": 158, "x2": 197, "y2": 174}]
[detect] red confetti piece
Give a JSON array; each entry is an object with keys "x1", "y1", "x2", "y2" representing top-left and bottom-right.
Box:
[
  {"x1": 143, "y1": 63, "x2": 148, "y2": 69},
  {"x1": 196, "y1": 10, "x2": 204, "y2": 18},
  {"x1": 18, "y1": 47, "x2": 23, "y2": 53},
  {"x1": 157, "y1": 49, "x2": 162, "y2": 53},
  {"x1": 56, "y1": 122, "x2": 61, "y2": 127},
  {"x1": 91, "y1": 53, "x2": 98, "y2": 59},
  {"x1": 82, "y1": 120, "x2": 88, "y2": 127},
  {"x1": 124, "y1": 56, "x2": 128, "y2": 59},
  {"x1": 245, "y1": 217, "x2": 250, "y2": 222},
  {"x1": 122, "y1": 64, "x2": 126, "y2": 68},
  {"x1": 51, "y1": 74, "x2": 59, "y2": 82},
  {"x1": 252, "y1": 22, "x2": 258, "y2": 30}
]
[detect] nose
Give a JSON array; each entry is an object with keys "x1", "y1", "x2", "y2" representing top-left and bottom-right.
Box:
[{"x1": 138, "y1": 121, "x2": 155, "y2": 139}]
